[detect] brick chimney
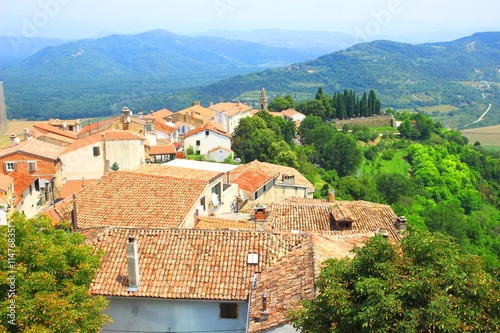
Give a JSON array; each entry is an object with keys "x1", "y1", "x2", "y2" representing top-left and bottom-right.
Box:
[
  {"x1": 127, "y1": 236, "x2": 140, "y2": 291},
  {"x1": 259, "y1": 292, "x2": 269, "y2": 321},
  {"x1": 254, "y1": 202, "x2": 267, "y2": 221},
  {"x1": 327, "y1": 189, "x2": 336, "y2": 202},
  {"x1": 395, "y1": 216, "x2": 408, "y2": 231}
]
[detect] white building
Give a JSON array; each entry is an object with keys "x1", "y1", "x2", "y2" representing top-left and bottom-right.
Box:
[
  {"x1": 184, "y1": 121, "x2": 232, "y2": 158},
  {"x1": 210, "y1": 101, "x2": 254, "y2": 134},
  {"x1": 59, "y1": 130, "x2": 145, "y2": 181}
]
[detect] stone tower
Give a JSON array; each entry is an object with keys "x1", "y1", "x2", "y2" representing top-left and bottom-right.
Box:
[{"x1": 259, "y1": 88, "x2": 268, "y2": 110}]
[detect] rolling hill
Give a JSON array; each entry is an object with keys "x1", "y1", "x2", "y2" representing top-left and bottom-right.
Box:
[
  {"x1": 169, "y1": 32, "x2": 500, "y2": 128},
  {"x1": 2, "y1": 29, "x2": 318, "y2": 120}
]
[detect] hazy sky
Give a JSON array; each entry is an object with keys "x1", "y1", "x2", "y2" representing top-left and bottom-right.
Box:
[{"x1": 1, "y1": 0, "x2": 499, "y2": 39}]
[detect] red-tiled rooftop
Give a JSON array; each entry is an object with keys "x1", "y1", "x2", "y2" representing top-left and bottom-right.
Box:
[
  {"x1": 149, "y1": 144, "x2": 176, "y2": 155},
  {"x1": 34, "y1": 122, "x2": 77, "y2": 140},
  {"x1": 185, "y1": 121, "x2": 231, "y2": 139},
  {"x1": 59, "y1": 179, "x2": 96, "y2": 199},
  {"x1": 61, "y1": 130, "x2": 145, "y2": 155},
  {"x1": 8, "y1": 171, "x2": 37, "y2": 196},
  {"x1": 144, "y1": 108, "x2": 174, "y2": 122},
  {"x1": 195, "y1": 216, "x2": 257, "y2": 230},
  {"x1": 209, "y1": 101, "x2": 252, "y2": 117},
  {"x1": 132, "y1": 164, "x2": 223, "y2": 183},
  {"x1": 86, "y1": 228, "x2": 310, "y2": 301},
  {"x1": 0, "y1": 138, "x2": 63, "y2": 160},
  {"x1": 0, "y1": 174, "x2": 13, "y2": 191},
  {"x1": 75, "y1": 171, "x2": 208, "y2": 229}
]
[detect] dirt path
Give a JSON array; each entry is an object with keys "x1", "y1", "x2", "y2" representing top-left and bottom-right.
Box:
[{"x1": 463, "y1": 103, "x2": 492, "y2": 128}]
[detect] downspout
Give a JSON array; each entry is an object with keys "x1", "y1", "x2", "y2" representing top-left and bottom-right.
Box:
[{"x1": 245, "y1": 289, "x2": 252, "y2": 333}]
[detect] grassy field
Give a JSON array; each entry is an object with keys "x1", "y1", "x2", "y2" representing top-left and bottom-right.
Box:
[
  {"x1": 359, "y1": 149, "x2": 410, "y2": 177},
  {"x1": 418, "y1": 104, "x2": 460, "y2": 114},
  {"x1": 0, "y1": 120, "x2": 39, "y2": 148},
  {"x1": 461, "y1": 124, "x2": 500, "y2": 147}
]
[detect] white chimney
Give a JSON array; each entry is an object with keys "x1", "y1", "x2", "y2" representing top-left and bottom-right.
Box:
[
  {"x1": 9, "y1": 133, "x2": 18, "y2": 146},
  {"x1": 127, "y1": 236, "x2": 140, "y2": 291}
]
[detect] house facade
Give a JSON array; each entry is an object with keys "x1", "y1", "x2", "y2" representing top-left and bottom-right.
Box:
[
  {"x1": 184, "y1": 122, "x2": 232, "y2": 158},
  {"x1": 0, "y1": 137, "x2": 63, "y2": 203},
  {"x1": 59, "y1": 130, "x2": 145, "y2": 181}
]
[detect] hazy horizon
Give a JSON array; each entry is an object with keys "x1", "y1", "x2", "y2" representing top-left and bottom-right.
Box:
[{"x1": 1, "y1": 0, "x2": 499, "y2": 41}]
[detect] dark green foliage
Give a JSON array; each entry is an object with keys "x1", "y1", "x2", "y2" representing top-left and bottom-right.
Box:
[
  {"x1": 0, "y1": 213, "x2": 111, "y2": 332},
  {"x1": 322, "y1": 133, "x2": 363, "y2": 177},
  {"x1": 291, "y1": 230, "x2": 500, "y2": 333}
]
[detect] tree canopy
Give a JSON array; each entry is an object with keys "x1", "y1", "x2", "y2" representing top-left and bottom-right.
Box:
[
  {"x1": 0, "y1": 213, "x2": 111, "y2": 332},
  {"x1": 291, "y1": 229, "x2": 500, "y2": 333}
]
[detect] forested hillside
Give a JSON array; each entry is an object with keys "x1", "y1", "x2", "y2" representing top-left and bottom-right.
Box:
[
  {"x1": 174, "y1": 32, "x2": 500, "y2": 128},
  {"x1": 231, "y1": 91, "x2": 500, "y2": 268},
  {"x1": 2, "y1": 29, "x2": 317, "y2": 120}
]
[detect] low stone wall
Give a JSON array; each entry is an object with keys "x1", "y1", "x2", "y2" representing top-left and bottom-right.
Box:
[{"x1": 333, "y1": 115, "x2": 396, "y2": 129}]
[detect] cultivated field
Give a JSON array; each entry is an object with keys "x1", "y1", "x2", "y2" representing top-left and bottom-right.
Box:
[
  {"x1": 0, "y1": 120, "x2": 39, "y2": 148},
  {"x1": 461, "y1": 124, "x2": 500, "y2": 148},
  {"x1": 418, "y1": 104, "x2": 460, "y2": 114}
]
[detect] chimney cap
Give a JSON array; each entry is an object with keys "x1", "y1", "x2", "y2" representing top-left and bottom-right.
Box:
[{"x1": 128, "y1": 236, "x2": 135, "y2": 243}]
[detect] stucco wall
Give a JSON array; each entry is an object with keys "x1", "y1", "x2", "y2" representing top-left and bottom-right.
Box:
[
  {"x1": 184, "y1": 131, "x2": 231, "y2": 156},
  {"x1": 60, "y1": 143, "x2": 104, "y2": 181},
  {"x1": 105, "y1": 140, "x2": 145, "y2": 171},
  {"x1": 103, "y1": 297, "x2": 248, "y2": 333}
]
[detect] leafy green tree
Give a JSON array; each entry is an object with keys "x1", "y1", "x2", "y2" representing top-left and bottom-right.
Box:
[
  {"x1": 268, "y1": 96, "x2": 293, "y2": 112},
  {"x1": 375, "y1": 172, "x2": 413, "y2": 204},
  {"x1": 322, "y1": 133, "x2": 363, "y2": 177},
  {"x1": 291, "y1": 230, "x2": 500, "y2": 333},
  {"x1": 0, "y1": 213, "x2": 111, "y2": 332}
]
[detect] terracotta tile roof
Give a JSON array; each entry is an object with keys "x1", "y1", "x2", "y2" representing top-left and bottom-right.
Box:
[
  {"x1": 0, "y1": 174, "x2": 13, "y2": 191},
  {"x1": 229, "y1": 160, "x2": 314, "y2": 199},
  {"x1": 33, "y1": 122, "x2": 77, "y2": 140},
  {"x1": 247, "y1": 231, "x2": 382, "y2": 332},
  {"x1": 268, "y1": 111, "x2": 284, "y2": 118},
  {"x1": 248, "y1": 242, "x2": 315, "y2": 333},
  {"x1": 149, "y1": 144, "x2": 176, "y2": 155},
  {"x1": 240, "y1": 200, "x2": 258, "y2": 214},
  {"x1": 43, "y1": 132, "x2": 76, "y2": 144},
  {"x1": 86, "y1": 228, "x2": 310, "y2": 300},
  {"x1": 207, "y1": 146, "x2": 233, "y2": 153},
  {"x1": 74, "y1": 171, "x2": 208, "y2": 229},
  {"x1": 185, "y1": 121, "x2": 231, "y2": 139},
  {"x1": 229, "y1": 162, "x2": 279, "y2": 199},
  {"x1": 155, "y1": 121, "x2": 178, "y2": 135},
  {"x1": 177, "y1": 104, "x2": 216, "y2": 121},
  {"x1": 59, "y1": 179, "x2": 96, "y2": 199},
  {"x1": 195, "y1": 216, "x2": 257, "y2": 230},
  {"x1": 266, "y1": 198, "x2": 401, "y2": 241},
  {"x1": 42, "y1": 196, "x2": 74, "y2": 225},
  {"x1": 132, "y1": 164, "x2": 223, "y2": 183},
  {"x1": 77, "y1": 117, "x2": 118, "y2": 136},
  {"x1": 144, "y1": 108, "x2": 174, "y2": 122},
  {"x1": 209, "y1": 102, "x2": 252, "y2": 117},
  {"x1": 0, "y1": 139, "x2": 63, "y2": 160},
  {"x1": 8, "y1": 171, "x2": 37, "y2": 196},
  {"x1": 61, "y1": 130, "x2": 144, "y2": 155},
  {"x1": 48, "y1": 118, "x2": 80, "y2": 126}
]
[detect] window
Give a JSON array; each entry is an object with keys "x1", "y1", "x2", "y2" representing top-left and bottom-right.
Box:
[
  {"x1": 93, "y1": 146, "x2": 100, "y2": 156},
  {"x1": 28, "y1": 161, "x2": 37, "y2": 171},
  {"x1": 205, "y1": 130, "x2": 209, "y2": 136},
  {"x1": 196, "y1": 140, "x2": 201, "y2": 146},
  {"x1": 219, "y1": 303, "x2": 238, "y2": 319},
  {"x1": 5, "y1": 162, "x2": 15, "y2": 172},
  {"x1": 145, "y1": 124, "x2": 152, "y2": 131}
]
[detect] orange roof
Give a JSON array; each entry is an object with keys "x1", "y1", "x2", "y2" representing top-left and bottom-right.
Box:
[
  {"x1": 266, "y1": 198, "x2": 401, "y2": 241},
  {"x1": 177, "y1": 104, "x2": 216, "y2": 121},
  {"x1": 149, "y1": 144, "x2": 176, "y2": 155},
  {"x1": 74, "y1": 171, "x2": 208, "y2": 229},
  {"x1": 8, "y1": 171, "x2": 37, "y2": 196},
  {"x1": 209, "y1": 101, "x2": 252, "y2": 117},
  {"x1": 0, "y1": 174, "x2": 13, "y2": 191},
  {"x1": 86, "y1": 228, "x2": 310, "y2": 300},
  {"x1": 229, "y1": 161, "x2": 279, "y2": 199},
  {"x1": 33, "y1": 122, "x2": 77, "y2": 140},
  {"x1": 280, "y1": 108, "x2": 303, "y2": 118},
  {"x1": 155, "y1": 121, "x2": 178, "y2": 135},
  {"x1": 195, "y1": 216, "x2": 257, "y2": 230},
  {"x1": 0, "y1": 139, "x2": 63, "y2": 160},
  {"x1": 229, "y1": 160, "x2": 315, "y2": 199},
  {"x1": 42, "y1": 196, "x2": 74, "y2": 225},
  {"x1": 61, "y1": 130, "x2": 145, "y2": 155},
  {"x1": 59, "y1": 179, "x2": 96, "y2": 199},
  {"x1": 185, "y1": 121, "x2": 231, "y2": 139},
  {"x1": 144, "y1": 108, "x2": 174, "y2": 122},
  {"x1": 132, "y1": 164, "x2": 223, "y2": 183},
  {"x1": 77, "y1": 117, "x2": 118, "y2": 136}
]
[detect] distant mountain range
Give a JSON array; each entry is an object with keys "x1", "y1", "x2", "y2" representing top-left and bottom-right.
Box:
[
  {"x1": 1, "y1": 29, "x2": 318, "y2": 119},
  {"x1": 1, "y1": 30, "x2": 499, "y2": 128},
  {"x1": 169, "y1": 32, "x2": 500, "y2": 128}
]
